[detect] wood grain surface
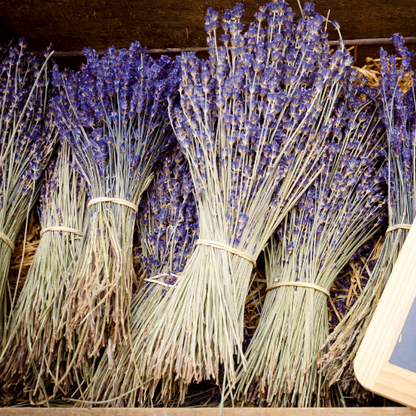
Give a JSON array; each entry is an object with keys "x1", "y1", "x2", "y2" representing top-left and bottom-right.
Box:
[
  {"x1": 0, "y1": 0, "x2": 415, "y2": 67},
  {"x1": 355, "y1": 219, "x2": 416, "y2": 408}
]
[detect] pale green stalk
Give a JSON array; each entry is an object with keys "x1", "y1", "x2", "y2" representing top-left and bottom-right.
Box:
[{"x1": 0, "y1": 142, "x2": 87, "y2": 403}]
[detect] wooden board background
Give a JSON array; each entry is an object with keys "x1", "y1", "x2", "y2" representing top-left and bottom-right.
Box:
[{"x1": 0, "y1": 0, "x2": 415, "y2": 67}]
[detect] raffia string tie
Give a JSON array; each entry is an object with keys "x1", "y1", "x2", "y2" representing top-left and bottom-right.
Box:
[
  {"x1": 385, "y1": 224, "x2": 412, "y2": 234},
  {"x1": 266, "y1": 281, "x2": 330, "y2": 297},
  {"x1": 195, "y1": 239, "x2": 256, "y2": 268},
  {"x1": 143, "y1": 273, "x2": 180, "y2": 289},
  {"x1": 0, "y1": 231, "x2": 15, "y2": 251},
  {"x1": 40, "y1": 226, "x2": 84, "y2": 238},
  {"x1": 87, "y1": 197, "x2": 138, "y2": 212}
]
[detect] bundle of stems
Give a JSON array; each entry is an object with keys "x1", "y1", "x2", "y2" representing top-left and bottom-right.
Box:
[
  {"x1": 125, "y1": 1, "x2": 357, "y2": 398},
  {"x1": 318, "y1": 35, "x2": 416, "y2": 398},
  {"x1": 0, "y1": 40, "x2": 56, "y2": 332},
  {"x1": 235, "y1": 75, "x2": 387, "y2": 405},
  {"x1": 86, "y1": 145, "x2": 198, "y2": 406},
  {"x1": 50, "y1": 44, "x2": 179, "y2": 372},
  {"x1": 0, "y1": 141, "x2": 87, "y2": 403}
]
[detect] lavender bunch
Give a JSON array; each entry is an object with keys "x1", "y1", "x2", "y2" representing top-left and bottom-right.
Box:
[
  {"x1": 128, "y1": 1, "x2": 356, "y2": 397},
  {"x1": 235, "y1": 78, "x2": 387, "y2": 406},
  {"x1": 86, "y1": 145, "x2": 198, "y2": 406},
  {"x1": 319, "y1": 35, "x2": 416, "y2": 397},
  {"x1": 0, "y1": 141, "x2": 87, "y2": 403},
  {"x1": 50, "y1": 43, "x2": 179, "y2": 370},
  {"x1": 0, "y1": 40, "x2": 56, "y2": 332}
]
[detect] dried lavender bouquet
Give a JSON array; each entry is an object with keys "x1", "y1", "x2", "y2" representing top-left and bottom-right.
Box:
[
  {"x1": 129, "y1": 1, "x2": 356, "y2": 396},
  {"x1": 86, "y1": 145, "x2": 198, "y2": 406},
  {"x1": 0, "y1": 40, "x2": 56, "y2": 332},
  {"x1": 50, "y1": 44, "x2": 179, "y2": 369},
  {"x1": 318, "y1": 35, "x2": 416, "y2": 397},
  {"x1": 235, "y1": 76, "x2": 387, "y2": 406},
  {"x1": 0, "y1": 141, "x2": 87, "y2": 402}
]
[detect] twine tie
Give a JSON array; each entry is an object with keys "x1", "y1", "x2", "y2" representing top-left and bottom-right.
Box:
[
  {"x1": 0, "y1": 231, "x2": 14, "y2": 251},
  {"x1": 87, "y1": 197, "x2": 138, "y2": 212},
  {"x1": 143, "y1": 273, "x2": 180, "y2": 288},
  {"x1": 266, "y1": 281, "x2": 330, "y2": 297},
  {"x1": 40, "y1": 226, "x2": 84, "y2": 238},
  {"x1": 195, "y1": 239, "x2": 256, "y2": 268},
  {"x1": 385, "y1": 223, "x2": 411, "y2": 234}
]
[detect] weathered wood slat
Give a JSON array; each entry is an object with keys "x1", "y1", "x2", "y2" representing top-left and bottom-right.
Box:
[
  {"x1": 28, "y1": 37, "x2": 416, "y2": 58},
  {"x1": 0, "y1": 0, "x2": 415, "y2": 65}
]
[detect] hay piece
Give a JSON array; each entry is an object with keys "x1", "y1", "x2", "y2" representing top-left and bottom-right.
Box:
[
  {"x1": 353, "y1": 56, "x2": 412, "y2": 93},
  {"x1": 8, "y1": 213, "x2": 41, "y2": 297}
]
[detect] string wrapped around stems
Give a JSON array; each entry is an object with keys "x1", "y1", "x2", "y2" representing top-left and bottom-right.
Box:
[
  {"x1": 125, "y1": 1, "x2": 359, "y2": 399},
  {"x1": 50, "y1": 43, "x2": 180, "y2": 381},
  {"x1": 318, "y1": 34, "x2": 416, "y2": 400},
  {"x1": 86, "y1": 145, "x2": 198, "y2": 406},
  {"x1": 0, "y1": 142, "x2": 88, "y2": 403},
  {"x1": 0, "y1": 40, "x2": 56, "y2": 333}
]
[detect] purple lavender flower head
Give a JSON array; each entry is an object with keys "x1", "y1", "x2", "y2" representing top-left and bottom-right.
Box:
[
  {"x1": 376, "y1": 34, "x2": 416, "y2": 221},
  {"x1": 0, "y1": 39, "x2": 56, "y2": 210},
  {"x1": 51, "y1": 43, "x2": 180, "y2": 202},
  {"x1": 272, "y1": 69, "x2": 387, "y2": 282},
  {"x1": 137, "y1": 144, "x2": 198, "y2": 290},
  {"x1": 170, "y1": 1, "x2": 355, "y2": 256}
]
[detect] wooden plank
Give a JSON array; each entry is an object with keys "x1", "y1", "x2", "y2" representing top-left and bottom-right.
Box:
[
  {"x1": 0, "y1": 408, "x2": 415, "y2": 416},
  {"x1": 0, "y1": 0, "x2": 415, "y2": 66},
  {"x1": 355, "y1": 218, "x2": 416, "y2": 408}
]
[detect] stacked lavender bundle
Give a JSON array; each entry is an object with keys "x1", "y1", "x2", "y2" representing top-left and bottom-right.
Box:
[
  {"x1": 0, "y1": 6, "x2": 409, "y2": 409},
  {"x1": 0, "y1": 40, "x2": 56, "y2": 332},
  {"x1": 87, "y1": 145, "x2": 198, "y2": 406},
  {"x1": 122, "y1": 0, "x2": 357, "y2": 399},
  {"x1": 50, "y1": 43, "x2": 179, "y2": 381},
  {"x1": 235, "y1": 74, "x2": 387, "y2": 406},
  {"x1": 319, "y1": 35, "x2": 416, "y2": 399},
  {"x1": 0, "y1": 142, "x2": 87, "y2": 402}
]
